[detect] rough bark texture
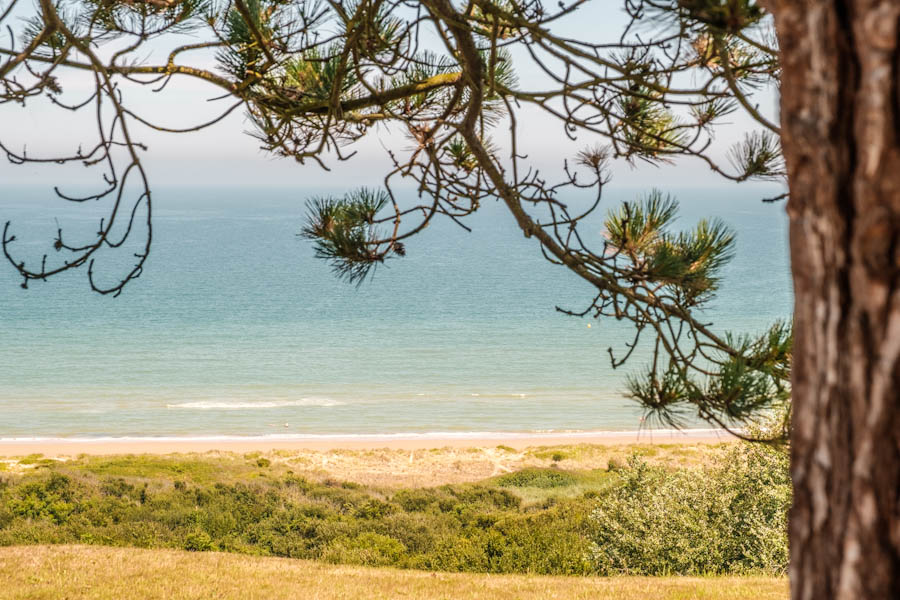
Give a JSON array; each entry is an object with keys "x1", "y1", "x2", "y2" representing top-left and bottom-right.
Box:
[{"x1": 767, "y1": 1, "x2": 900, "y2": 598}]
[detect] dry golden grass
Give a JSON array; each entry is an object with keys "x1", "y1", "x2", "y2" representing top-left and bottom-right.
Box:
[
  {"x1": 1, "y1": 545, "x2": 787, "y2": 600},
  {"x1": 256, "y1": 442, "x2": 734, "y2": 487}
]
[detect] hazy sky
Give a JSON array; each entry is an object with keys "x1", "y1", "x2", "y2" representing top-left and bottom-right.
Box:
[{"x1": 0, "y1": 2, "x2": 780, "y2": 192}]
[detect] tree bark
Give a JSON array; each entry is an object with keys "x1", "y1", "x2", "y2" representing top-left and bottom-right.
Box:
[{"x1": 767, "y1": 1, "x2": 900, "y2": 598}]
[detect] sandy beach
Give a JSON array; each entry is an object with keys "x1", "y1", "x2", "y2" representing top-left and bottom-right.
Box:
[{"x1": 0, "y1": 429, "x2": 735, "y2": 457}]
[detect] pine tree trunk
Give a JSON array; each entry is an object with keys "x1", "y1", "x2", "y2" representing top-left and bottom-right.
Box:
[{"x1": 767, "y1": 1, "x2": 900, "y2": 598}]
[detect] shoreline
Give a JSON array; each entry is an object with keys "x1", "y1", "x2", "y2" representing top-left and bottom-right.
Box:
[{"x1": 0, "y1": 428, "x2": 736, "y2": 456}]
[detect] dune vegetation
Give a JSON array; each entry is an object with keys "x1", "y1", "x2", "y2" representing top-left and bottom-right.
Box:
[{"x1": 0, "y1": 442, "x2": 789, "y2": 578}]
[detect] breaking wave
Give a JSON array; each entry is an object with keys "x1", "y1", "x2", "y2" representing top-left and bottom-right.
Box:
[{"x1": 166, "y1": 398, "x2": 342, "y2": 410}]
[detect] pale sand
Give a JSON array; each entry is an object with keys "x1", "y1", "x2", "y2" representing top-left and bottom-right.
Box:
[{"x1": 0, "y1": 429, "x2": 735, "y2": 457}]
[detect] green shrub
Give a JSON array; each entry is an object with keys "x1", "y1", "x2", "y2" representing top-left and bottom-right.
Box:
[
  {"x1": 392, "y1": 488, "x2": 446, "y2": 513},
  {"x1": 446, "y1": 485, "x2": 521, "y2": 510},
  {"x1": 322, "y1": 532, "x2": 407, "y2": 566},
  {"x1": 495, "y1": 469, "x2": 577, "y2": 489},
  {"x1": 8, "y1": 474, "x2": 77, "y2": 525},
  {"x1": 589, "y1": 443, "x2": 789, "y2": 575},
  {"x1": 417, "y1": 535, "x2": 487, "y2": 571},
  {"x1": 281, "y1": 475, "x2": 313, "y2": 493},
  {"x1": 183, "y1": 530, "x2": 214, "y2": 552},
  {"x1": 353, "y1": 499, "x2": 393, "y2": 520}
]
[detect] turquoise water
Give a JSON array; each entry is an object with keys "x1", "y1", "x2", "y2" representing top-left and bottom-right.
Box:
[{"x1": 0, "y1": 185, "x2": 791, "y2": 438}]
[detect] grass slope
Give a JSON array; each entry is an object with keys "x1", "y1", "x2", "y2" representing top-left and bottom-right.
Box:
[{"x1": 3, "y1": 545, "x2": 788, "y2": 600}]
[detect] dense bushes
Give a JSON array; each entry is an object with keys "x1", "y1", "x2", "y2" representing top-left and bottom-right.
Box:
[
  {"x1": 0, "y1": 445, "x2": 789, "y2": 576},
  {"x1": 589, "y1": 444, "x2": 790, "y2": 575},
  {"x1": 494, "y1": 468, "x2": 577, "y2": 489},
  {"x1": 0, "y1": 467, "x2": 592, "y2": 574}
]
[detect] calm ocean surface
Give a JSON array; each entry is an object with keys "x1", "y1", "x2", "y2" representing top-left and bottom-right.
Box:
[{"x1": 0, "y1": 185, "x2": 791, "y2": 439}]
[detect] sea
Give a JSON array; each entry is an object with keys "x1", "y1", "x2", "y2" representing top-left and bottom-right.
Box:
[{"x1": 0, "y1": 184, "x2": 792, "y2": 441}]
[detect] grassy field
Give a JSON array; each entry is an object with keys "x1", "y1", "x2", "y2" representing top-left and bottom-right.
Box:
[{"x1": 2, "y1": 545, "x2": 788, "y2": 600}]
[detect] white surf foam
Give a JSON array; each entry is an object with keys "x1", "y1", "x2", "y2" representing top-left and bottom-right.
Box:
[{"x1": 166, "y1": 398, "x2": 342, "y2": 410}]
